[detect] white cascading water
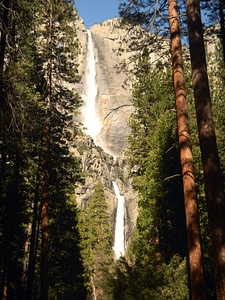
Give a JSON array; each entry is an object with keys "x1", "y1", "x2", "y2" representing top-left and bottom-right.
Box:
[
  {"x1": 81, "y1": 30, "x2": 101, "y2": 143},
  {"x1": 112, "y1": 181, "x2": 125, "y2": 259},
  {"x1": 82, "y1": 29, "x2": 125, "y2": 259}
]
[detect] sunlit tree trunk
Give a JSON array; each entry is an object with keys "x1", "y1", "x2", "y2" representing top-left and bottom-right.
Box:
[
  {"x1": 168, "y1": 1, "x2": 206, "y2": 298},
  {"x1": 186, "y1": 0, "x2": 225, "y2": 298},
  {"x1": 26, "y1": 172, "x2": 41, "y2": 300}
]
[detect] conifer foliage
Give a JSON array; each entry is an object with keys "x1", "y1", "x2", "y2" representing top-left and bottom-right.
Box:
[
  {"x1": 118, "y1": 0, "x2": 225, "y2": 298},
  {"x1": 0, "y1": 0, "x2": 86, "y2": 299},
  {"x1": 78, "y1": 181, "x2": 114, "y2": 300}
]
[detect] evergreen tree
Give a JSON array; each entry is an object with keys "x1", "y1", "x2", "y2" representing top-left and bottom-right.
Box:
[
  {"x1": 32, "y1": 1, "x2": 81, "y2": 298},
  {"x1": 120, "y1": 49, "x2": 189, "y2": 298},
  {"x1": 48, "y1": 195, "x2": 86, "y2": 299},
  {"x1": 79, "y1": 181, "x2": 114, "y2": 300},
  {"x1": 0, "y1": 1, "x2": 84, "y2": 298},
  {"x1": 0, "y1": 0, "x2": 43, "y2": 297}
]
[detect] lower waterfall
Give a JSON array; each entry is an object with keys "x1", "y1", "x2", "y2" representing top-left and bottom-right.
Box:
[{"x1": 112, "y1": 181, "x2": 125, "y2": 259}]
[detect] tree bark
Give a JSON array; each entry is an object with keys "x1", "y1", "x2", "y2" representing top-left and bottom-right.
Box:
[
  {"x1": 168, "y1": 1, "x2": 205, "y2": 298},
  {"x1": 186, "y1": 0, "x2": 225, "y2": 298}
]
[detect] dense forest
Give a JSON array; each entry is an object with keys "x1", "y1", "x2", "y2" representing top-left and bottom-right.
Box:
[{"x1": 0, "y1": 0, "x2": 225, "y2": 299}]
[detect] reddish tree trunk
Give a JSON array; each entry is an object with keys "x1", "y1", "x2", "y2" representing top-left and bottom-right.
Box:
[
  {"x1": 186, "y1": 0, "x2": 225, "y2": 298},
  {"x1": 168, "y1": 1, "x2": 206, "y2": 298}
]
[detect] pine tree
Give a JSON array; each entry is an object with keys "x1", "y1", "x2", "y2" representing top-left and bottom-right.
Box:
[
  {"x1": 33, "y1": 1, "x2": 81, "y2": 297},
  {"x1": 121, "y1": 48, "x2": 190, "y2": 298},
  {"x1": 0, "y1": 0, "x2": 43, "y2": 297},
  {"x1": 79, "y1": 181, "x2": 114, "y2": 299},
  {"x1": 0, "y1": 1, "x2": 84, "y2": 298}
]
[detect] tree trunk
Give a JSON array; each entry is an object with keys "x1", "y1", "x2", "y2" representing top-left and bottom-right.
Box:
[
  {"x1": 26, "y1": 173, "x2": 41, "y2": 300},
  {"x1": 186, "y1": 0, "x2": 225, "y2": 298},
  {"x1": 167, "y1": 1, "x2": 205, "y2": 298},
  {"x1": 41, "y1": 98, "x2": 50, "y2": 300},
  {"x1": 40, "y1": 3, "x2": 53, "y2": 298}
]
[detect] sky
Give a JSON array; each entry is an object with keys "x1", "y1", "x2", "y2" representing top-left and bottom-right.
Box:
[{"x1": 75, "y1": 0, "x2": 119, "y2": 29}]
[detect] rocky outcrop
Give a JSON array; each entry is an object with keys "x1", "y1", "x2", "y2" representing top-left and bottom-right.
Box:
[{"x1": 73, "y1": 134, "x2": 138, "y2": 248}]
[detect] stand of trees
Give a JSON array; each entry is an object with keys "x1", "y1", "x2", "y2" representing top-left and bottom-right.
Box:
[
  {"x1": 115, "y1": 0, "x2": 225, "y2": 299},
  {"x1": 0, "y1": 0, "x2": 86, "y2": 299},
  {"x1": 0, "y1": 0, "x2": 225, "y2": 299}
]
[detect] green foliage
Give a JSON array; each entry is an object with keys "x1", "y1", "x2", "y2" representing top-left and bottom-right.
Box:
[
  {"x1": 111, "y1": 254, "x2": 188, "y2": 299},
  {"x1": 78, "y1": 181, "x2": 114, "y2": 299},
  {"x1": 121, "y1": 47, "x2": 189, "y2": 297},
  {"x1": 157, "y1": 255, "x2": 189, "y2": 300},
  {"x1": 48, "y1": 196, "x2": 86, "y2": 299},
  {"x1": 0, "y1": 1, "x2": 85, "y2": 298},
  {"x1": 124, "y1": 25, "x2": 225, "y2": 299}
]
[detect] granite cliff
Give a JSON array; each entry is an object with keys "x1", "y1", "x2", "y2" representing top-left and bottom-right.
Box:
[
  {"x1": 73, "y1": 17, "x2": 139, "y2": 250},
  {"x1": 76, "y1": 17, "x2": 134, "y2": 157}
]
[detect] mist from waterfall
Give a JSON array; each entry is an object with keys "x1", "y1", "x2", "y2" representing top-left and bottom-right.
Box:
[
  {"x1": 113, "y1": 181, "x2": 125, "y2": 259},
  {"x1": 81, "y1": 30, "x2": 101, "y2": 143}
]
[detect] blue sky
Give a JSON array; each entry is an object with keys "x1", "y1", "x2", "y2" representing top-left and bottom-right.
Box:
[{"x1": 75, "y1": 0, "x2": 119, "y2": 29}]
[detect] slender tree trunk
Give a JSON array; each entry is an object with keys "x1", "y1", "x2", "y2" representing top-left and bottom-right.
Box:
[
  {"x1": 0, "y1": 3, "x2": 9, "y2": 298},
  {"x1": 41, "y1": 3, "x2": 53, "y2": 297},
  {"x1": 167, "y1": 1, "x2": 206, "y2": 298},
  {"x1": 90, "y1": 276, "x2": 97, "y2": 300},
  {"x1": 41, "y1": 98, "x2": 50, "y2": 300},
  {"x1": 26, "y1": 172, "x2": 41, "y2": 300},
  {"x1": 186, "y1": 0, "x2": 225, "y2": 298}
]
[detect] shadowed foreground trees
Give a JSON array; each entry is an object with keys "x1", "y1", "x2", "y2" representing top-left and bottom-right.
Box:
[{"x1": 0, "y1": 0, "x2": 86, "y2": 298}]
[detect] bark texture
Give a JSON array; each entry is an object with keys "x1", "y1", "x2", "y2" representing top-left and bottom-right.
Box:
[
  {"x1": 186, "y1": 0, "x2": 225, "y2": 298},
  {"x1": 168, "y1": 1, "x2": 205, "y2": 298}
]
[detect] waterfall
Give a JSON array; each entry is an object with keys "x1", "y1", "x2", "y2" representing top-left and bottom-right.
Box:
[
  {"x1": 113, "y1": 181, "x2": 125, "y2": 259},
  {"x1": 82, "y1": 29, "x2": 126, "y2": 260},
  {"x1": 81, "y1": 30, "x2": 101, "y2": 143}
]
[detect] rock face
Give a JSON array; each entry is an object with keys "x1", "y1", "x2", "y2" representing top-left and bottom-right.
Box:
[
  {"x1": 74, "y1": 17, "x2": 138, "y2": 250},
  {"x1": 76, "y1": 18, "x2": 134, "y2": 158},
  {"x1": 73, "y1": 135, "x2": 138, "y2": 249},
  {"x1": 91, "y1": 19, "x2": 134, "y2": 157}
]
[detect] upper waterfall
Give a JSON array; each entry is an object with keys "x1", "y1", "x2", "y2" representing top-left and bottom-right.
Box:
[{"x1": 81, "y1": 30, "x2": 101, "y2": 144}]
